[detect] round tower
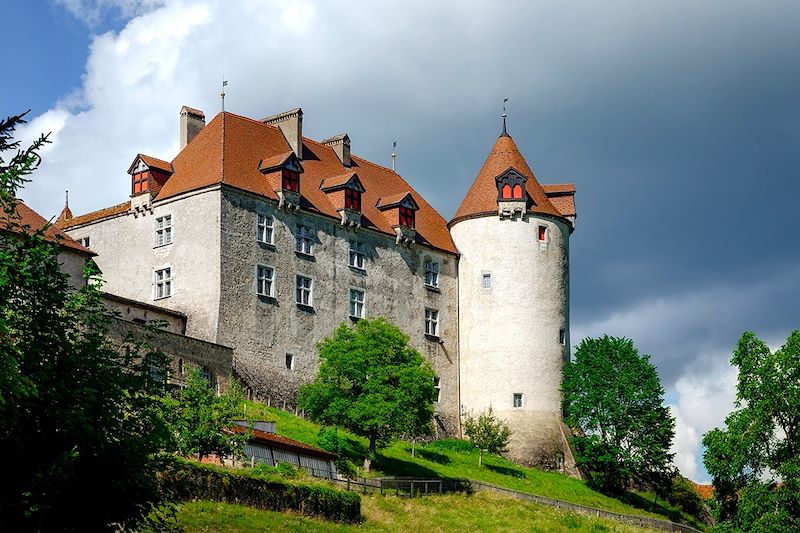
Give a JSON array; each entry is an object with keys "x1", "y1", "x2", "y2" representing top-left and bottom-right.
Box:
[{"x1": 449, "y1": 125, "x2": 577, "y2": 471}]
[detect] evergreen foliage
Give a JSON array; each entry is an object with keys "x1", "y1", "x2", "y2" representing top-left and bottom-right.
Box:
[
  {"x1": 166, "y1": 368, "x2": 248, "y2": 462},
  {"x1": 462, "y1": 406, "x2": 512, "y2": 467},
  {"x1": 702, "y1": 330, "x2": 800, "y2": 530},
  {"x1": 0, "y1": 112, "x2": 174, "y2": 530},
  {"x1": 562, "y1": 335, "x2": 675, "y2": 495},
  {"x1": 297, "y1": 317, "x2": 437, "y2": 470}
]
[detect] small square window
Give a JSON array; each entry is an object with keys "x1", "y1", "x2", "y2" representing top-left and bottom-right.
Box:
[
  {"x1": 155, "y1": 215, "x2": 173, "y2": 247},
  {"x1": 257, "y1": 265, "x2": 275, "y2": 297},
  {"x1": 433, "y1": 377, "x2": 441, "y2": 403},
  {"x1": 285, "y1": 353, "x2": 294, "y2": 370},
  {"x1": 559, "y1": 328, "x2": 566, "y2": 346},
  {"x1": 482, "y1": 273, "x2": 492, "y2": 289},
  {"x1": 538, "y1": 225, "x2": 547, "y2": 242},
  {"x1": 424, "y1": 259, "x2": 440, "y2": 288},
  {"x1": 296, "y1": 275, "x2": 313, "y2": 306},
  {"x1": 78, "y1": 236, "x2": 90, "y2": 248},
  {"x1": 295, "y1": 226, "x2": 314, "y2": 255},
  {"x1": 513, "y1": 393, "x2": 523, "y2": 408},
  {"x1": 257, "y1": 214, "x2": 274, "y2": 244},
  {"x1": 425, "y1": 308, "x2": 439, "y2": 337},
  {"x1": 349, "y1": 241, "x2": 366, "y2": 270},
  {"x1": 349, "y1": 288, "x2": 366, "y2": 318}
]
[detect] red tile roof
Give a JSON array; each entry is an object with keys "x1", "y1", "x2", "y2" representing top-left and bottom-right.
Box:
[
  {"x1": 1, "y1": 200, "x2": 94, "y2": 255},
  {"x1": 259, "y1": 151, "x2": 296, "y2": 172},
  {"x1": 319, "y1": 171, "x2": 358, "y2": 191},
  {"x1": 139, "y1": 154, "x2": 172, "y2": 173},
  {"x1": 228, "y1": 425, "x2": 337, "y2": 460},
  {"x1": 376, "y1": 191, "x2": 417, "y2": 209},
  {"x1": 153, "y1": 112, "x2": 456, "y2": 253},
  {"x1": 543, "y1": 183, "x2": 577, "y2": 218},
  {"x1": 450, "y1": 133, "x2": 576, "y2": 226},
  {"x1": 60, "y1": 200, "x2": 130, "y2": 229}
]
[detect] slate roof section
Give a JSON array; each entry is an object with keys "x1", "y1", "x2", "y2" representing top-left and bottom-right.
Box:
[
  {"x1": 450, "y1": 133, "x2": 576, "y2": 226},
  {"x1": 1, "y1": 200, "x2": 94, "y2": 255}
]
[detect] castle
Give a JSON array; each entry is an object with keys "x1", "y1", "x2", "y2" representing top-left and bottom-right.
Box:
[{"x1": 59, "y1": 105, "x2": 577, "y2": 469}]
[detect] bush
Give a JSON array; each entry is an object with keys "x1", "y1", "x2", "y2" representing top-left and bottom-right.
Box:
[
  {"x1": 336, "y1": 459, "x2": 358, "y2": 480},
  {"x1": 159, "y1": 460, "x2": 361, "y2": 523},
  {"x1": 276, "y1": 461, "x2": 301, "y2": 478}
]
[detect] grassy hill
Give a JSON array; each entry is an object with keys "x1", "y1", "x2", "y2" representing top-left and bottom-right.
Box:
[
  {"x1": 242, "y1": 400, "x2": 703, "y2": 529},
  {"x1": 177, "y1": 493, "x2": 657, "y2": 532}
]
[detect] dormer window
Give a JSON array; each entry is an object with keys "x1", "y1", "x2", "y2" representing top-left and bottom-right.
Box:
[
  {"x1": 133, "y1": 172, "x2": 149, "y2": 194},
  {"x1": 282, "y1": 169, "x2": 300, "y2": 192},
  {"x1": 127, "y1": 155, "x2": 173, "y2": 199},
  {"x1": 376, "y1": 192, "x2": 420, "y2": 245},
  {"x1": 320, "y1": 172, "x2": 365, "y2": 227},
  {"x1": 496, "y1": 168, "x2": 528, "y2": 202}
]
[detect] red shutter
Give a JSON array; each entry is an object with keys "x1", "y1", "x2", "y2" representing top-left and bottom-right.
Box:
[
  {"x1": 513, "y1": 184, "x2": 523, "y2": 199},
  {"x1": 538, "y1": 226, "x2": 546, "y2": 241},
  {"x1": 502, "y1": 184, "x2": 512, "y2": 199}
]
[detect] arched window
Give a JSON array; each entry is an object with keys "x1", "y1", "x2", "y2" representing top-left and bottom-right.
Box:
[
  {"x1": 502, "y1": 184, "x2": 512, "y2": 199},
  {"x1": 200, "y1": 366, "x2": 214, "y2": 388},
  {"x1": 512, "y1": 184, "x2": 523, "y2": 199}
]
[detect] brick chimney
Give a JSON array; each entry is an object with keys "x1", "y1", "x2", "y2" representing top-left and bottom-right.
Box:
[
  {"x1": 180, "y1": 106, "x2": 205, "y2": 150},
  {"x1": 322, "y1": 133, "x2": 351, "y2": 167},
  {"x1": 262, "y1": 108, "x2": 303, "y2": 159}
]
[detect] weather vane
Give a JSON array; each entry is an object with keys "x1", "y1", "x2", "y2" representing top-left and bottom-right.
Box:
[
  {"x1": 502, "y1": 96, "x2": 509, "y2": 134},
  {"x1": 221, "y1": 77, "x2": 228, "y2": 112},
  {"x1": 391, "y1": 140, "x2": 397, "y2": 171}
]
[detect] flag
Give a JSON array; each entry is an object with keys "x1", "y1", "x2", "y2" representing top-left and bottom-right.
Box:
[
  {"x1": 222, "y1": 80, "x2": 228, "y2": 87},
  {"x1": 393, "y1": 141, "x2": 397, "y2": 149}
]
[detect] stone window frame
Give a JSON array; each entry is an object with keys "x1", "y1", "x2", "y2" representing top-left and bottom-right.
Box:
[
  {"x1": 256, "y1": 264, "x2": 276, "y2": 298},
  {"x1": 424, "y1": 258, "x2": 440, "y2": 288},
  {"x1": 153, "y1": 265, "x2": 173, "y2": 300},
  {"x1": 424, "y1": 308, "x2": 439, "y2": 338},
  {"x1": 513, "y1": 393, "x2": 524, "y2": 408},
  {"x1": 559, "y1": 328, "x2": 566, "y2": 346},
  {"x1": 538, "y1": 224, "x2": 548, "y2": 243},
  {"x1": 349, "y1": 241, "x2": 366, "y2": 270},
  {"x1": 256, "y1": 213, "x2": 275, "y2": 245},
  {"x1": 295, "y1": 274, "x2": 314, "y2": 308},
  {"x1": 349, "y1": 287, "x2": 366, "y2": 319},
  {"x1": 481, "y1": 271, "x2": 492, "y2": 290},
  {"x1": 154, "y1": 214, "x2": 173, "y2": 247},
  {"x1": 285, "y1": 353, "x2": 295, "y2": 370},
  {"x1": 433, "y1": 376, "x2": 441, "y2": 403},
  {"x1": 295, "y1": 225, "x2": 314, "y2": 256}
]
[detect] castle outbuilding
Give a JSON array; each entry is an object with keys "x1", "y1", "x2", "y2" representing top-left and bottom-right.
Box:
[{"x1": 59, "y1": 106, "x2": 577, "y2": 470}]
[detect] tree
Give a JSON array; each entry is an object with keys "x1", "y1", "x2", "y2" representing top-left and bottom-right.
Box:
[
  {"x1": 463, "y1": 406, "x2": 512, "y2": 467},
  {"x1": 298, "y1": 317, "x2": 437, "y2": 471},
  {"x1": 562, "y1": 335, "x2": 675, "y2": 494},
  {"x1": 0, "y1": 112, "x2": 174, "y2": 530},
  {"x1": 167, "y1": 368, "x2": 249, "y2": 462},
  {"x1": 702, "y1": 331, "x2": 800, "y2": 531}
]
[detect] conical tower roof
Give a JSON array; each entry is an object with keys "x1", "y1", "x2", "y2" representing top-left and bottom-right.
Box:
[{"x1": 450, "y1": 132, "x2": 563, "y2": 225}]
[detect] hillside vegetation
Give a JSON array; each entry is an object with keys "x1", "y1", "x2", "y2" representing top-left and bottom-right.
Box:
[
  {"x1": 243, "y1": 401, "x2": 702, "y2": 528},
  {"x1": 177, "y1": 493, "x2": 656, "y2": 532}
]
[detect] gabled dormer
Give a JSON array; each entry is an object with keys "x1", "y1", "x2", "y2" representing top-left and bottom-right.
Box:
[
  {"x1": 495, "y1": 167, "x2": 530, "y2": 219},
  {"x1": 127, "y1": 154, "x2": 173, "y2": 216},
  {"x1": 376, "y1": 192, "x2": 419, "y2": 245},
  {"x1": 258, "y1": 151, "x2": 304, "y2": 211},
  {"x1": 320, "y1": 172, "x2": 365, "y2": 227}
]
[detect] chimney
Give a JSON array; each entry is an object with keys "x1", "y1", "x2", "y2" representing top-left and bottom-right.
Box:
[
  {"x1": 262, "y1": 108, "x2": 303, "y2": 159},
  {"x1": 180, "y1": 106, "x2": 205, "y2": 150},
  {"x1": 322, "y1": 133, "x2": 351, "y2": 167}
]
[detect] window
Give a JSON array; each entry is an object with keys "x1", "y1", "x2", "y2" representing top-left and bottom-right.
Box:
[
  {"x1": 434, "y1": 377, "x2": 441, "y2": 402},
  {"x1": 257, "y1": 214, "x2": 274, "y2": 244},
  {"x1": 200, "y1": 366, "x2": 214, "y2": 388},
  {"x1": 349, "y1": 289, "x2": 365, "y2": 318},
  {"x1": 482, "y1": 273, "x2": 492, "y2": 289},
  {"x1": 78, "y1": 236, "x2": 90, "y2": 248},
  {"x1": 349, "y1": 241, "x2": 366, "y2": 270},
  {"x1": 282, "y1": 169, "x2": 300, "y2": 192},
  {"x1": 144, "y1": 354, "x2": 165, "y2": 385},
  {"x1": 559, "y1": 328, "x2": 566, "y2": 346},
  {"x1": 296, "y1": 275, "x2": 313, "y2": 306},
  {"x1": 399, "y1": 206, "x2": 415, "y2": 228},
  {"x1": 501, "y1": 184, "x2": 512, "y2": 199},
  {"x1": 177, "y1": 357, "x2": 184, "y2": 376},
  {"x1": 257, "y1": 265, "x2": 275, "y2": 297},
  {"x1": 513, "y1": 393, "x2": 523, "y2": 408},
  {"x1": 295, "y1": 226, "x2": 314, "y2": 255},
  {"x1": 285, "y1": 353, "x2": 294, "y2": 370},
  {"x1": 345, "y1": 188, "x2": 361, "y2": 211},
  {"x1": 425, "y1": 308, "x2": 439, "y2": 337},
  {"x1": 155, "y1": 215, "x2": 172, "y2": 246},
  {"x1": 512, "y1": 184, "x2": 523, "y2": 199},
  {"x1": 424, "y1": 260, "x2": 440, "y2": 288},
  {"x1": 154, "y1": 267, "x2": 172, "y2": 299},
  {"x1": 132, "y1": 172, "x2": 148, "y2": 194},
  {"x1": 538, "y1": 225, "x2": 547, "y2": 242}
]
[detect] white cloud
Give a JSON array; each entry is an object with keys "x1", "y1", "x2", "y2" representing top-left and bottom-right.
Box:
[{"x1": 54, "y1": 0, "x2": 164, "y2": 27}]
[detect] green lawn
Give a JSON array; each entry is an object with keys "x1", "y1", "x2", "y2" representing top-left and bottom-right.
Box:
[
  {"x1": 241, "y1": 401, "x2": 702, "y2": 529},
  {"x1": 177, "y1": 493, "x2": 657, "y2": 532}
]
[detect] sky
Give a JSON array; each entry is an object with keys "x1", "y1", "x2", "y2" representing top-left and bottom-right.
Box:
[{"x1": 3, "y1": 0, "x2": 800, "y2": 483}]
